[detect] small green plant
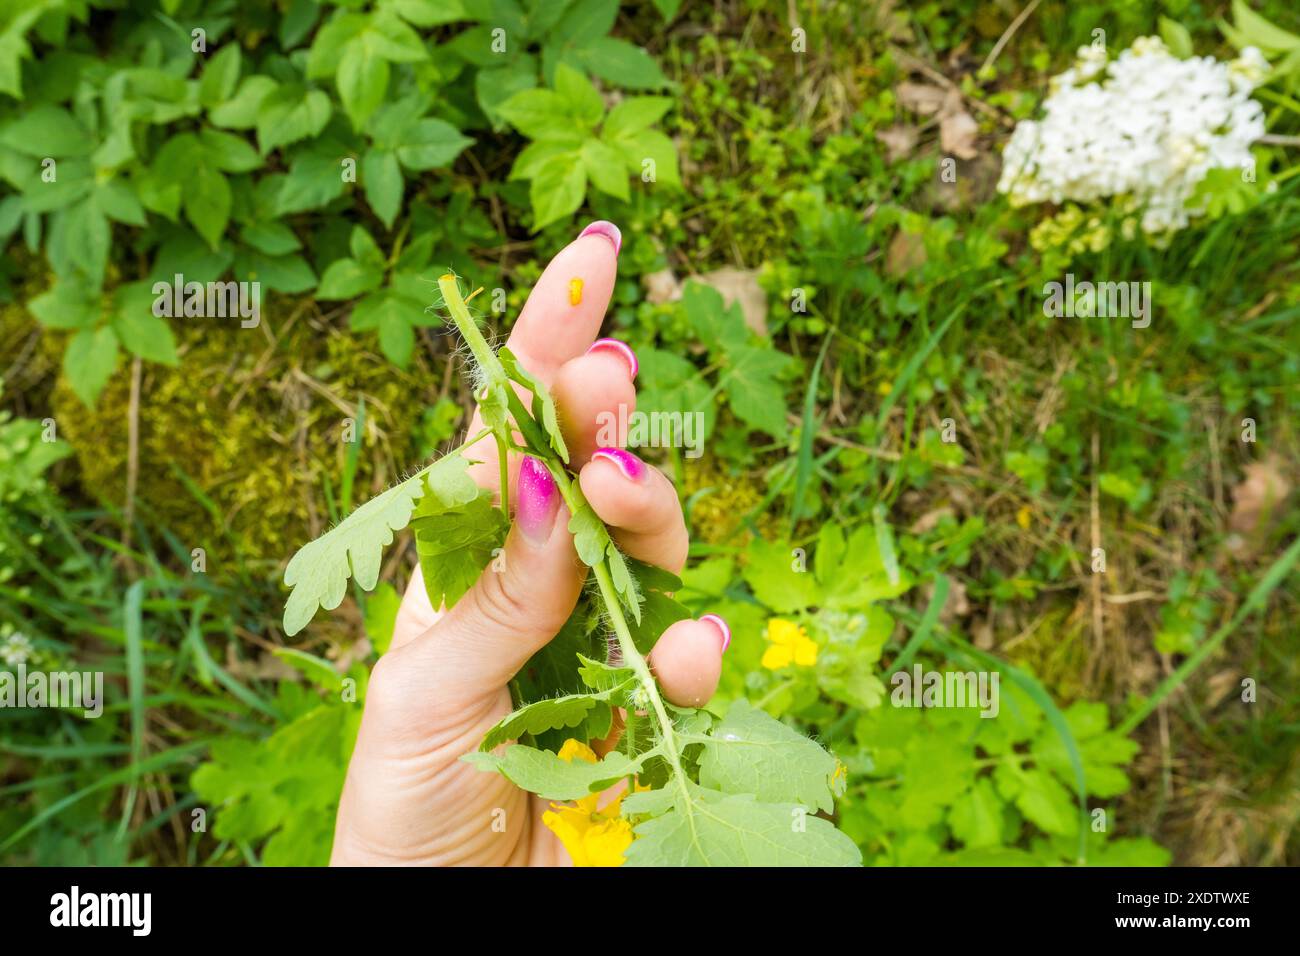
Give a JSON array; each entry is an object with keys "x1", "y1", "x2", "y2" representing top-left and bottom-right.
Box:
[
  {"x1": 281, "y1": 273, "x2": 861, "y2": 865},
  {"x1": 500, "y1": 63, "x2": 680, "y2": 228}
]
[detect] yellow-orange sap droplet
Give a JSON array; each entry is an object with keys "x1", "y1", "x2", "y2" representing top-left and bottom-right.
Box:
[{"x1": 569, "y1": 278, "x2": 584, "y2": 306}]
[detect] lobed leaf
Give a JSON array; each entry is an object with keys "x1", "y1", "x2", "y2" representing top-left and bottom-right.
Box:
[
  {"x1": 625, "y1": 788, "x2": 862, "y2": 867},
  {"x1": 697, "y1": 700, "x2": 840, "y2": 812},
  {"x1": 463, "y1": 744, "x2": 648, "y2": 801}
]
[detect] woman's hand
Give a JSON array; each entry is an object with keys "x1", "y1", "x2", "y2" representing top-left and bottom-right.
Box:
[{"x1": 330, "y1": 222, "x2": 730, "y2": 866}]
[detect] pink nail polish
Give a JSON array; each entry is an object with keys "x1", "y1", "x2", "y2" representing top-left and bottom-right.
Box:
[
  {"x1": 585, "y1": 338, "x2": 638, "y2": 380},
  {"x1": 578, "y1": 220, "x2": 622, "y2": 257},
  {"x1": 591, "y1": 447, "x2": 646, "y2": 482},
  {"x1": 516, "y1": 456, "x2": 559, "y2": 545},
  {"x1": 701, "y1": 614, "x2": 731, "y2": 654}
]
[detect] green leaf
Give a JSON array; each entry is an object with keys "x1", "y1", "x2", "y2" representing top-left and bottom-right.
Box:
[
  {"x1": 498, "y1": 346, "x2": 568, "y2": 462},
  {"x1": 28, "y1": 282, "x2": 98, "y2": 330},
  {"x1": 625, "y1": 789, "x2": 862, "y2": 866},
  {"x1": 478, "y1": 679, "x2": 634, "y2": 752},
  {"x1": 463, "y1": 744, "x2": 642, "y2": 800},
  {"x1": 743, "y1": 538, "x2": 820, "y2": 613},
  {"x1": 581, "y1": 137, "x2": 629, "y2": 200},
  {"x1": 338, "y1": 40, "x2": 390, "y2": 130},
  {"x1": 568, "y1": 503, "x2": 614, "y2": 567},
  {"x1": 282, "y1": 469, "x2": 433, "y2": 636},
  {"x1": 529, "y1": 154, "x2": 587, "y2": 229},
  {"x1": 815, "y1": 523, "x2": 913, "y2": 606},
  {"x1": 1226, "y1": 0, "x2": 1300, "y2": 54},
  {"x1": 241, "y1": 221, "x2": 302, "y2": 256},
  {"x1": 1158, "y1": 17, "x2": 1195, "y2": 58},
  {"x1": 578, "y1": 37, "x2": 668, "y2": 89},
  {"x1": 389, "y1": 0, "x2": 469, "y2": 28},
  {"x1": 111, "y1": 283, "x2": 178, "y2": 365},
  {"x1": 0, "y1": 105, "x2": 91, "y2": 157},
  {"x1": 276, "y1": 145, "x2": 349, "y2": 214},
  {"x1": 697, "y1": 700, "x2": 839, "y2": 812},
  {"x1": 363, "y1": 581, "x2": 401, "y2": 656},
  {"x1": 209, "y1": 75, "x2": 277, "y2": 129},
  {"x1": 273, "y1": 648, "x2": 344, "y2": 691},
  {"x1": 198, "y1": 44, "x2": 242, "y2": 107},
  {"x1": 498, "y1": 86, "x2": 592, "y2": 141},
  {"x1": 623, "y1": 558, "x2": 691, "y2": 655},
  {"x1": 317, "y1": 257, "x2": 385, "y2": 299},
  {"x1": 948, "y1": 778, "x2": 1004, "y2": 848},
  {"x1": 256, "y1": 85, "x2": 332, "y2": 153},
  {"x1": 603, "y1": 96, "x2": 672, "y2": 139},
  {"x1": 997, "y1": 764, "x2": 1077, "y2": 837},
  {"x1": 96, "y1": 179, "x2": 147, "y2": 226},
  {"x1": 234, "y1": 251, "x2": 317, "y2": 294},
  {"x1": 362, "y1": 148, "x2": 403, "y2": 227},
  {"x1": 553, "y1": 62, "x2": 604, "y2": 126},
  {"x1": 64, "y1": 325, "x2": 120, "y2": 407},
  {"x1": 721, "y1": 343, "x2": 794, "y2": 439},
  {"x1": 413, "y1": 492, "x2": 508, "y2": 609},
  {"x1": 548, "y1": 0, "x2": 617, "y2": 47},
  {"x1": 199, "y1": 128, "x2": 263, "y2": 173},
  {"x1": 306, "y1": 13, "x2": 368, "y2": 78},
  {"x1": 49, "y1": 196, "x2": 110, "y2": 289},
  {"x1": 190, "y1": 165, "x2": 233, "y2": 249},
  {"x1": 651, "y1": 0, "x2": 682, "y2": 20},
  {"x1": 393, "y1": 118, "x2": 472, "y2": 169},
  {"x1": 609, "y1": 127, "x2": 680, "y2": 188},
  {"x1": 475, "y1": 59, "x2": 537, "y2": 128}
]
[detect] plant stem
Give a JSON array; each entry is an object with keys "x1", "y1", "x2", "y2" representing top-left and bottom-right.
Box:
[
  {"x1": 438, "y1": 273, "x2": 505, "y2": 383},
  {"x1": 439, "y1": 271, "x2": 695, "y2": 817}
]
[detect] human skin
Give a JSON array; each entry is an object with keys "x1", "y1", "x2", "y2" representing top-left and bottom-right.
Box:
[{"x1": 330, "y1": 222, "x2": 729, "y2": 866}]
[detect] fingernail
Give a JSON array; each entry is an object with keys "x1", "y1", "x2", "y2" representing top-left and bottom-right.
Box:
[
  {"x1": 578, "y1": 220, "x2": 622, "y2": 257},
  {"x1": 701, "y1": 614, "x2": 730, "y2": 654},
  {"x1": 591, "y1": 447, "x2": 646, "y2": 482},
  {"x1": 585, "y1": 338, "x2": 638, "y2": 379},
  {"x1": 516, "y1": 456, "x2": 559, "y2": 545}
]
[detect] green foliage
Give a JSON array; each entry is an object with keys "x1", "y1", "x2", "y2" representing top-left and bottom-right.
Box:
[
  {"x1": 278, "y1": 274, "x2": 864, "y2": 864},
  {"x1": 1, "y1": 0, "x2": 674, "y2": 403},
  {"x1": 191, "y1": 673, "x2": 364, "y2": 866},
  {"x1": 283, "y1": 450, "x2": 479, "y2": 636},
  {"x1": 6, "y1": 0, "x2": 1299, "y2": 872},
  {"x1": 501, "y1": 63, "x2": 679, "y2": 227}
]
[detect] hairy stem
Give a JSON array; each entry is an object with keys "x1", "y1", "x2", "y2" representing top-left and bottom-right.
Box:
[{"x1": 439, "y1": 272, "x2": 693, "y2": 813}]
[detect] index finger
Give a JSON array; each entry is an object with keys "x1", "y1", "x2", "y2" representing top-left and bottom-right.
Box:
[
  {"x1": 461, "y1": 220, "x2": 622, "y2": 491},
  {"x1": 502, "y1": 220, "x2": 622, "y2": 386}
]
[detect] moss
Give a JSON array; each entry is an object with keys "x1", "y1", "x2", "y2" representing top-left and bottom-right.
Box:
[
  {"x1": 1001, "y1": 607, "x2": 1089, "y2": 704},
  {"x1": 49, "y1": 298, "x2": 441, "y2": 577},
  {"x1": 679, "y1": 453, "x2": 779, "y2": 547}
]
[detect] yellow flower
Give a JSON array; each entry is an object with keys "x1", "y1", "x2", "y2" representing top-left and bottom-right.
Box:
[
  {"x1": 761, "y1": 618, "x2": 818, "y2": 670},
  {"x1": 541, "y1": 739, "x2": 634, "y2": 867},
  {"x1": 830, "y1": 760, "x2": 848, "y2": 796},
  {"x1": 1016, "y1": 505, "x2": 1032, "y2": 530}
]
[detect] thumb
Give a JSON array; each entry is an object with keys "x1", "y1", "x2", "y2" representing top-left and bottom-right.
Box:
[{"x1": 399, "y1": 456, "x2": 585, "y2": 705}]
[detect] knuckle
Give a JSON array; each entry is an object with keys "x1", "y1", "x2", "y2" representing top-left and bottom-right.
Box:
[{"x1": 470, "y1": 568, "x2": 551, "y2": 639}]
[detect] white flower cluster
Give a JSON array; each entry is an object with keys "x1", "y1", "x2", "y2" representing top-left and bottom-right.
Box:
[
  {"x1": 1, "y1": 631, "x2": 33, "y2": 667},
  {"x1": 998, "y1": 37, "x2": 1269, "y2": 233}
]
